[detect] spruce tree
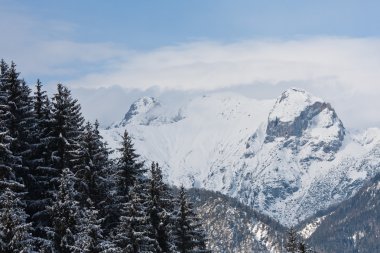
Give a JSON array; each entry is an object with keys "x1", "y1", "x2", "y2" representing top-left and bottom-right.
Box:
[
  {"x1": 50, "y1": 83, "x2": 85, "y2": 175},
  {"x1": 174, "y1": 186, "x2": 210, "y2": 253},
  {"x1": 0, "y1": 69, "x2": 21, "y2": 191},
  {"x1": 73, "y1": 200, "x2": 109, "y2": 253},
  {"x1": 285, "y1": 226, "x2": 299, "y2": 253},
  {"x1": 104, "y1": 130, "x2": 144, "y2": 231},
  {"x1": 115, "y1": 130, "x2": 145, "y2": 195},
  {"x1": 75, "y1": 121, "x2": 111, "y2": 208},
  {"x1": 111, "y1": 182, "x2": 158, "y2": 252},
  {"x1": 24, "y1": 79, "x2": 57, "y2": 250},
  {"x1": 148, "y1": 162, "x2": 176, "y2": 253},
  {"x1": 49, "y1": 168, "x2": 81, "y2": 253},
  {"x1": 0, "y1": 188, "x2": 36, "y2": 253},
  {"x1": 2, "y1": 62, "x2": 36, "y2": 186}
]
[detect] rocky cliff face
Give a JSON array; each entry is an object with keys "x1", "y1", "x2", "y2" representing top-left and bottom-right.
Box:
[
  {"x1": 101, "y1": 88, "x2": 380, "y2": 226},
  {"x1": 265, "y1": 88, "x2": 345, "y2": 161}
]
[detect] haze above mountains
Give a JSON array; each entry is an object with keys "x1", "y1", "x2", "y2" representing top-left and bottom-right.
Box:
[{"x1": 72, "y1": 81, "x2": 380, "y2": 131}]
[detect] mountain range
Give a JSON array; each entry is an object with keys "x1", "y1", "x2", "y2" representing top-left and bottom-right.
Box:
[{"x1": 100, "y1": 88, "x2": 380, "y2": 252}]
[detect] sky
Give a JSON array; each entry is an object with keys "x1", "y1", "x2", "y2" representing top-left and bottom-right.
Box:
[{"x1": 1, "y1": 0, "x2": 380, "y2": 129}]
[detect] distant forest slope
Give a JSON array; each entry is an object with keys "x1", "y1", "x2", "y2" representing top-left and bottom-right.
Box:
[
  {"x1": 187, "y1": 188, "x2": 287, "y2": 253},
  {"x1": 300, "y1": 174, "x2": 380, "y2": 253}
]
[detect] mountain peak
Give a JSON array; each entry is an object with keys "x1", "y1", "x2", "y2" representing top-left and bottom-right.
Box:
[
  {"x1": 269, "y1": 88, "x2": 323, "y2": 123},
  {"x1": 264, "y1": 88, "x2": 345, "y2": 161},
  {"x1": 100, "y1": 90, "x2": 379, "y2": 226},
  {"x1": 120, "y1": 96, "x2": 160, "y2": 126}
]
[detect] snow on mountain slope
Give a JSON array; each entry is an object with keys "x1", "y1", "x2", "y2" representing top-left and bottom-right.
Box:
[
  {"x1": 102, "y1": 92, "x2": 274, "y2": 186},
  {"x1": 101, "y1": 88, "x2": 380, "y2": 225}
]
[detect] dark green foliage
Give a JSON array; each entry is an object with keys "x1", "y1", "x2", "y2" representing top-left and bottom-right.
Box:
[
  {"x1": 73, "y1": 201, "x2": 107, "y2": 253},
  {"x1": 111, "y1": 181, "x2": 158, "y2": 252},
  {"x1": 115, "y1": 130, "x2": 145, "y2": 195},
  {"x1": 50, "y1": 83, "x2": 85, "y2": 173},
  {"x1": 148, "y1": 162, "x2": 176, "y2": 253},
  {"x1": 0, "y1": 188, "x2": 35, "y2": 252},
  {"x1": 0, "y1": 60, "x2": 212, "y2": 253},
  {"x1": 175, "y1": 186, "x2": 210, "y2": 253},
  {"x1": 49, "y1": 168, "x2": 80, "y2": 253},
  {"x1": 104, "y1": 129, "x2": 145, "y2": 232},
  {"x1": 75, "y1": 121, "x2": 111, "y2": 208}
]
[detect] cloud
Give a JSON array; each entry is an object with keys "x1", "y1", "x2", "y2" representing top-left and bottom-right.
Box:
[
  {"x1": 67, "y1": 37, "x2": 380, "y2": 129},
  {"x1": 1, "y1": 5, "x2": 380, "y2": 129},
  {"x1": 67, "y1": 37, "x2": 380, "y2": 94},
  {"x1": 0, "y1": 6, "x2": 129, "y2": 80}
]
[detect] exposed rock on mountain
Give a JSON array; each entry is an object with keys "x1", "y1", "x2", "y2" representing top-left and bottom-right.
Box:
[{"x1": 101, "y1": 88, "x2": 380, "y2": 225}]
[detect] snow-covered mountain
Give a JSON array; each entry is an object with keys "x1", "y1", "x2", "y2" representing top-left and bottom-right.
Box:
[
  {"x1": 300, "y1": 173, "x2": 380, "y2": 253},
  {"x1": 101, "y1": 88, "x2": 380, "y2": 225}
]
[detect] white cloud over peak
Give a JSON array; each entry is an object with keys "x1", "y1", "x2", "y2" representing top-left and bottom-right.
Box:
[
  {"x1": 1, "y1": 5, "x2": 380, "y2": 129},
  {"x1": 67, "y1": 37, "x2": 380, "y2": 129},
  {"x1": 68, "y1": 37, "x2": 380, "y2": 94}
]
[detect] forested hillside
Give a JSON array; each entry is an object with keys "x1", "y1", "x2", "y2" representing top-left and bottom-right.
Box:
[
  {"x1": 0, "y1": 60, "x2": 210, "y2": 253},
  {"x1": 302, "y1": 173, "x2": 380, "y2": 253}
]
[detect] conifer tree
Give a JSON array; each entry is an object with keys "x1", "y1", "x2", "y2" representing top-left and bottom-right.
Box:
[
  {"x1": 174, "y1": 186, "x2": 210, "y2": 253},
  {"x1": 0, "y1": 61, "x2": 214, "y2": 253},
  {"x1": 23, "y1": 79, "x2": 57, "y2": 250},
  {"x1": 111, "y1": 182, "x2": 158, "y2": 252},
  {"x1": 49, "y1": 168, "x2": 81, "y2": 253},
  {"x1": 50, "y1": 84, "x2": 85, "y2": 174},
  {"x1": 148, "y1": 162, "x2": 176, "y2": 253},
  {"x1": 75, "y1": 121, "x2": 111, "y2": 208},
  {"x1": 0, "y1": 68, "x2": 21, "y2": 191},
  {"x1": 285, "y1": 226, "x2": 299, "y2": 253},
  {"x1": 73, "y1": 200, "x2": 109, "y2": 253},
  {"x1": 104, "y1": 130, "x2": 144, "y2": 231},
  {"x1": 28, "y1": 79, "x2": 53, "y2": 197},
  {"x1": 0, "y1": 61, "x2": 34, "y2": 252},
  {"x1": 115, "y1": 130, "x2": 145, "y2": 195},
  {"x1": 0, "y1": 188, "x2": 36, "y2": 253},
  {"x1": 2, "y1": 62, "x2": 36, "y2": 186}
]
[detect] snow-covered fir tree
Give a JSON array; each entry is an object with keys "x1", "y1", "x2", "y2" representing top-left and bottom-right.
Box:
[
  {"x1": 0, "y1": 60, "x2": 212, "y2": 253},
  {"x1": 174, "y1": 186, "x2": 210, "y2": 253},
  {"x1": 1, "y1": 62, "x2": 36, "y2": 187},
  {"x1": 28, "y1": 80, "x2": 53, "y2": 206},
  {"x1": 49, "y1": 168, "x2": 81, "y2": 253},
  {"x1": 110, "y1": 181, "x2": 158, "y2": 252},
  {"x1": 75, "y1": 121, "x2": 111, "y2": 208},
  {"x1": 0, "y1": 60, "x2": 22, "y2": 190},
  {"x1": 24, "y1": 79, "x2": 58, "y2": 251},
  {"x1": 115, "y1": 130, "x2": 145, "y2": 195},
  {"x1": 104, "y1": 129, "x2": 145, "y2": 231},
  {"x1": 148, "y1": 162, "x2": 177, "y2": 253},
  {"x1": 0, "y1": 188, "x2": 36, "y2": 253},
  {"x1": 0, "y1": 62, "x2": 21, "y2": 191},
  {"x1": 72, "y1": 200, "x2": 110, "y2": 253},
  {"x1": 50, "y1": 84, "x2": 85, "y2": 174}
]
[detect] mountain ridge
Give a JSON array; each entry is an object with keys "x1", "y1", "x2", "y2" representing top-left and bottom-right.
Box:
[{"x1": 100, "y1": 88, "x2": 380, "y2": 225}]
